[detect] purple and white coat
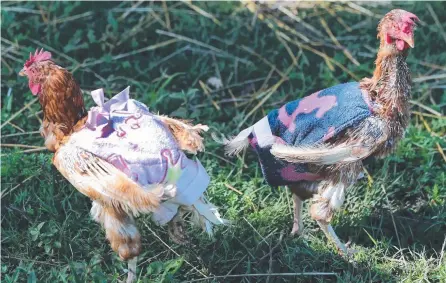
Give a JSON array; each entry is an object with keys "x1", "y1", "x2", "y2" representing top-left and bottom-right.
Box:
[{"x1": 62, "y1": 87, "x2": 222, "y2": 228}]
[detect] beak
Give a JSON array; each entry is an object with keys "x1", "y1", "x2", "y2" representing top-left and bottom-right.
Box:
[
  {"x1": 19, "y1": 68, "x2": 26, "y2": 76},
  {"x1": 401, "y1": 33, "x2": 415, "y2": 48}
]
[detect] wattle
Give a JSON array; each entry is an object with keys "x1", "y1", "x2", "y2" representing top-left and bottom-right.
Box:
[
  {"x1": 396, "y1": 39, "x2": 406, "y2": 51},
  {"x1": 29, "y1": 81, "x2": 41, "y2": 96}
]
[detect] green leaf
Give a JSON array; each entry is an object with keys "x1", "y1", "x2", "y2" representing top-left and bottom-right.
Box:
[
  {"x1": 160, "y1": 257, "x2": 183, "y2": 281},
  {"x1": 107, "y1": 12, "x2": 118, "y2": 32},
  {"x1": 27, "y1": 270, "x2": 36, "y2": 283},
  {"x1": 4, "y1": 88, "x2": 13, "y2": 112},
  {"x1": 87, "y1": 30, "x2": 96, "y2": 43},
  {"x1": 102, "y1": 54, "x2": 113, "y2": 63},
  {"x1": 146, "y1": 261, "x2": 163, "y2": 275}
]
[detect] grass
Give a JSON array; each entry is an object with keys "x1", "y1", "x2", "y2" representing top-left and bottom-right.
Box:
[{"x1": 1, "y1": 1, "x2": 446, "y2": 282}]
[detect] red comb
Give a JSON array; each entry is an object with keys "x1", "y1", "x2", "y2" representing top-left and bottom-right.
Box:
[
  {"x1": 24, "y1": 48, "x2": 52, "y2": 67},
  {"x1": 402, "y1": 11, "x2": 419, "y2": 24}
]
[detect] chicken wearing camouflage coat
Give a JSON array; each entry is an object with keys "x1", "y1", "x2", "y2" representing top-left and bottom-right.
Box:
[
  {"x1": 19, "y1": 50, "x2": 225, "y2": 281},
  {"x1": 223, "y1": 9, "x2": 419, "y2": 255}
]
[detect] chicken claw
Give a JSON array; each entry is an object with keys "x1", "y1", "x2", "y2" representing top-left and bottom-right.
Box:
[
  {"x1": 168, "y1": 212, "x2": 188, "y2": 245},
  {"x1": 316, "y1": 220, "x2": 357, "y2": 257}
]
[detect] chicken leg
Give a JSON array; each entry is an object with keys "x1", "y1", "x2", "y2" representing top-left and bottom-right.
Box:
[
  {"x1": 126, "y1": 257, "x2": 137, "y2": 283},
  {"x1": 90, "y1": 202, "x2": 141, "y2": 260},
  {"x1": 309, "y1": 182, "x2": 354, "y2": 256},
  {"x1": 291, "y1": 194, "x2": 304, "y2": 236},
  {"x1": 316, "y1": 220, "x2": 348, "y2": 255},
  {"x1": 168, "y1": 210, "x2": 188, "y2": 244},
  {"x1": 288, "y1": 182, "x2": 319, "y2": 236}
]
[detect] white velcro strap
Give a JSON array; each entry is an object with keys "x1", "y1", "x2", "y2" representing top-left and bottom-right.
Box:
[{"x1": 253, "y1": 116, "x2": 275, "y2": 147}]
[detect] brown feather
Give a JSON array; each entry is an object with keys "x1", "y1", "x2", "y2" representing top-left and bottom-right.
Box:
[
  {"x1": 35, "y1": 61, "x2": 87, "y2": 145},
  {"x1": 156, "y1": 115, "x2": 209, "y2": 154}
]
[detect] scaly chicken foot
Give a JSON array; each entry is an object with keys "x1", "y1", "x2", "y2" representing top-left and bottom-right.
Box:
[
  {"x1": 168, "y1": 211, "x2": 188, "y2": 245},
  {"x1": 316, "y1": 220, "x2": 356, "y2": 257}
]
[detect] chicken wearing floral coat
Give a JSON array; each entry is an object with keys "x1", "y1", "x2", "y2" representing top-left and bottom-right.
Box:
[{"x1": 19, "y1": 50, "x2": 225, "y2": 282}]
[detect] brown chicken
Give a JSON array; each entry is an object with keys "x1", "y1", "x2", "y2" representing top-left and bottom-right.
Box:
[
  {"x1": 223, "y1": 9, "x2": 418, "y2": 255},
  {"x1": 19, "y1": 50, "x2": 224, "y2": 282}
]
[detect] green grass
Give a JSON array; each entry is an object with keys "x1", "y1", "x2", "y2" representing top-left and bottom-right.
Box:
[{"x1": 1, "y1": 1, "x2": 446, "y2": 282}]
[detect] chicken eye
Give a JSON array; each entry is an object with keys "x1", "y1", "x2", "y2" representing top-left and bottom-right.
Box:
[{"x1": 401, "y1": 22, "x2": 412, "y2": 34}]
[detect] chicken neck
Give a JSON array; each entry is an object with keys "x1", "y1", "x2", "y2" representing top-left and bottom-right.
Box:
[
  {"x1": 360, "y1": 47, "x2": 411, "y2": 156},
  {"x1": 39, "y1": 66, "x2": 87, "y2": 134},
  {"x1": 38, "y1": 66, "x2": 88, "y2": 151}
]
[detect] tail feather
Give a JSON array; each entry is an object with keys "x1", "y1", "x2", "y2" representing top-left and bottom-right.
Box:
[
  {"x1": 212, "y1": 133, "x2": 249, "y2": 156},
  {"x1": 156, "y1": 115, "x2": 209, "y2": 154},
  {"x1": 212, "y1": 125, "x2": 254, "y2": 157},
  {"x1": 270, "y1": 143, "x2": 360, "y2": 165},
  {"x1": 183, "y1": 197, "x2": 228, "y2": 236}
]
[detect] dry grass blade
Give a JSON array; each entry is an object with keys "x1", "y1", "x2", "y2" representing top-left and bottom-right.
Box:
[
  {"x1": 6, "y1": 122, "x2": 25, "y2": 133},
  {"x1": 1, "y1": 169, "x2": 42, "y2": 199},
  {"x1": 426, "y1": 4, "x2": 446, "y2": 45},
  {"x1": 238, "y1": 75, "x2": 288, "y2": 127},
  {"x1": 242, "y1": 217, "x2": 268, "y2": 244},
  {"x1": 299, "y1": 42, "x2": 361, "y2": 80},
  {"x1": 347, "y1": 2, "x2": 382, "y2": 18},
  {"x1": 417, "y1": 113, "x2": 446, "y2": 163},
  {"x1": 1, "y1": 7, "x2": 42, "y2": 14},
  {"x1": 326, "y1": 8, "x2": 352, "y2": 32},
  {"x1": 277, "y1": 6, "x2": 324, "y2": 38},
  {"x1": 162, "y1": 0, "x2": 171, "y2": 30},
  {"x1": 53, "y1": 11, "x2": 93, "y2": 24},
  {"x1": 142, "y1": 222, "x2": 208, "y2": 278},
  {"x1": 0, "y1": 97, "x2": 39, "y2": 130},
  {"x1": 118, "y1": 0, "x2": 145, "y2": 21},
  {"x1": 203, "y1": 151, "x2": 247, "y2": 168},
  {"x1": 181, "y1": 0, "x2": 221, "y2": 25},
  {"x1": 266, "y1": 14, "x2": 311, "y2": 43},
  {"x1": 439, "y1": 236, "x2": 446, "y2": 268},
  {"x1": 1, "y1": 144, "x2": 44, "y2": 149},
  {"x1": 17, "y1": 147, "x2": 47, "y2": 154},
  {"x1": 81, "y1": 39, "x2": 179, "y2": 68},
  {"x1": 435, "y1": 143, "x2": 446, "y2": 163},
  {"x1": 413, "y1": 73, "x2": 446, "y2": 83},
  {"x1": 381, "y1": 185, "x2": 404, "y2": 260},
  {"x1": 410, "y1": 100, "x2": 443, "y2": 117},
  {"x1": 275, "y1": 34, "x2": 298, "y2": 65},
  {"x1": 1, "y1": 131, "x2": 40, "y2": 138},
  {"x1": 241, "y1": 45, "x2": 288, "y2": 79},
  {"x1": 411, "y1": 111, "x2": 446, "y2": 119},
  {"x1": 183, "y1": 272, "x2": 337, "y2": 282},
  {"x1": 2, "y1": 255, "x2": 62, "y2": 266},
  {"x1": 199, "y1": 80, "x2": 220, "y2": 110},
  {"x1": 319, "y1": 17, "x2": 359, "y2": 66},
  {"x1": 2, "y1": 58, "x2": 13, "y2": 73},
  {"x1": 156, "y1": 30, "x2": 251, "y2": 65},
  {"x1": 258, "y1": 12, "x2": 361, "y2": 80},
  {"x1": 224, "y1": 183, "x2": 243, "y2": 195}
]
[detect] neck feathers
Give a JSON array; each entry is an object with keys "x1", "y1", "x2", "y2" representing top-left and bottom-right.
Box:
[
  {"x1": 361, "y1": 46, "x2": 411, "y2": 122},
  {"x1": 39, "y1": 66, "x2": 87, "y2": 136},
  {"x1": 360, "y1": 45, "x2": 412, "y2": 154}
]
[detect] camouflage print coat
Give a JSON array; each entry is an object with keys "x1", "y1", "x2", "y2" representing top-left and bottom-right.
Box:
[{"x1": 244, "y1": 82, "x2": 373, "y2": 186}]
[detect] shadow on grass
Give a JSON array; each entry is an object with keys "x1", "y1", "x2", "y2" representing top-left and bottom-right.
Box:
[
  {"x1": 171, "y1": 221, "x2": 396, "y2": 283},
  {"x1": 337, "y1": 206, "x2": 446, "y2": 254}
]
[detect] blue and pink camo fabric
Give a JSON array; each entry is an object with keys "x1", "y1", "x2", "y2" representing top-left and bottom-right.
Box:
[{"x1": 239, "y1": 82, "x2": 374, "y2": 186}]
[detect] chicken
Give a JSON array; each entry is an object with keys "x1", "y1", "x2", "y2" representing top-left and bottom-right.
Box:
[
  {"x1": 223, "y1": 9, "x2": 418, "y2": 255},
  {"x1": 19, "y1": 49, "x2": 225, "y2": 282}
]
